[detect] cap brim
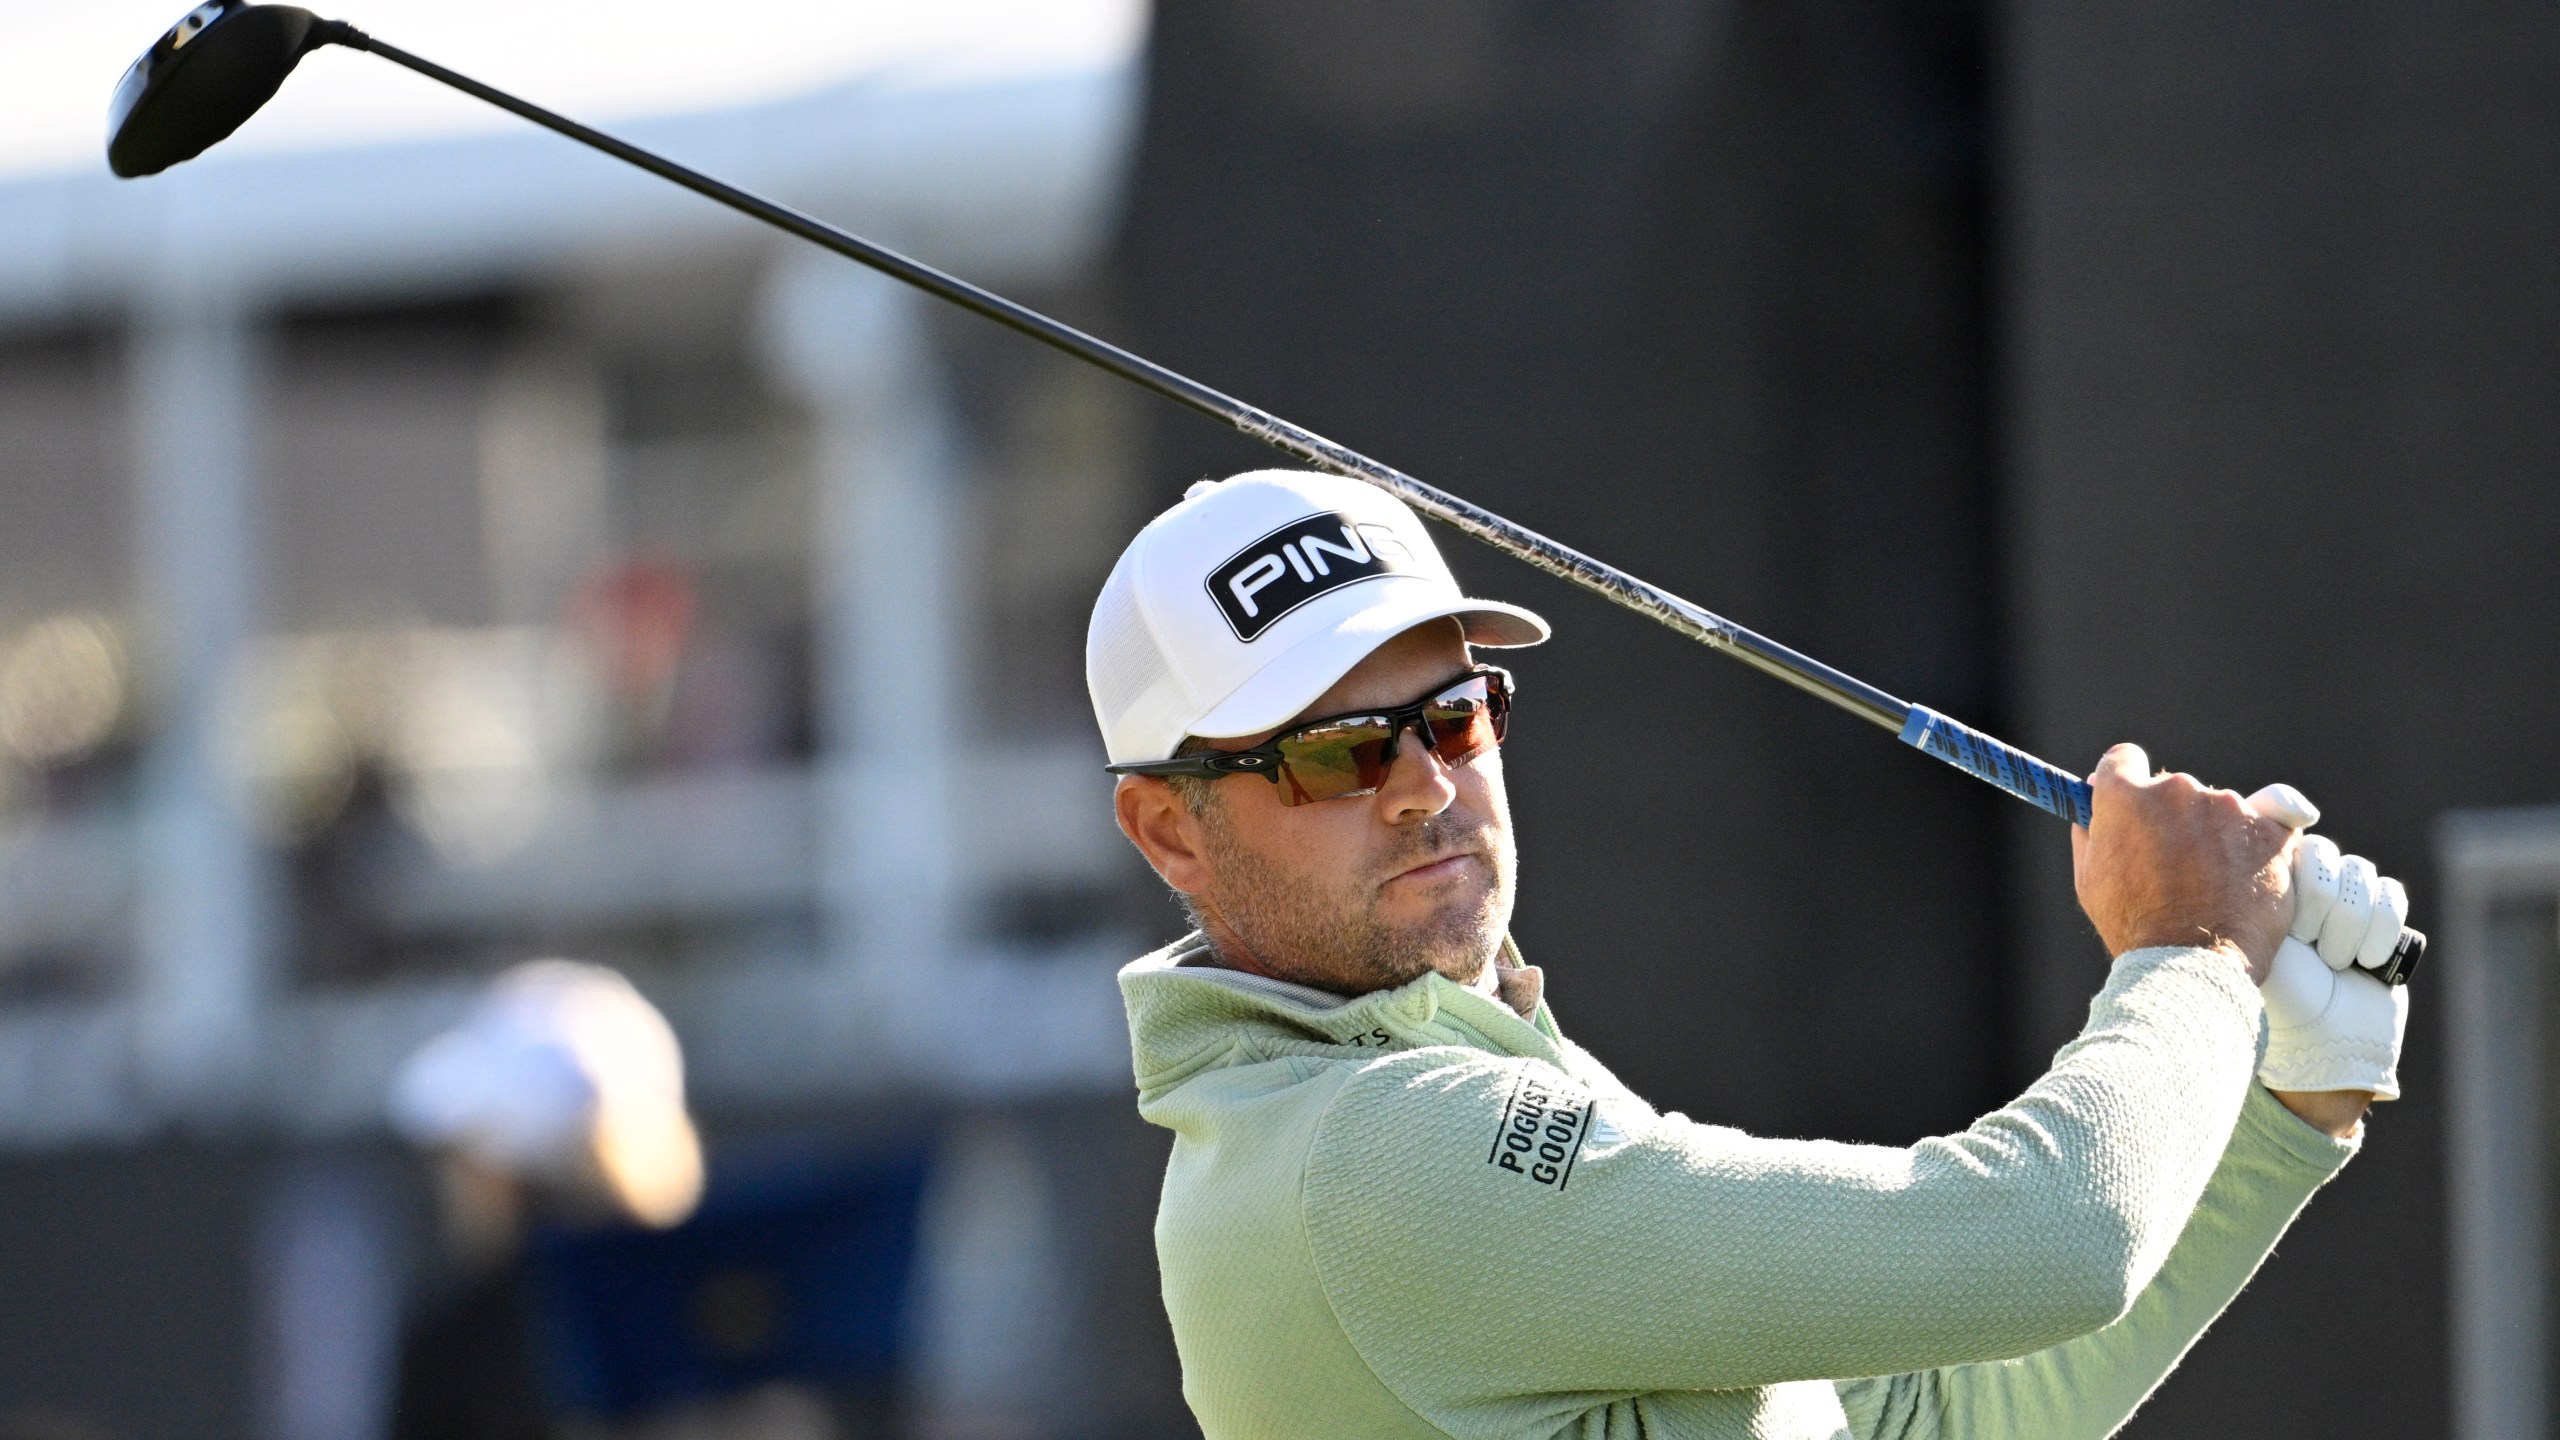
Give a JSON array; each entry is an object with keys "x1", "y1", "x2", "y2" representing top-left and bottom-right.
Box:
[{"x1": 1186, "y1": 592, "x2": 1548, "y2": 743}]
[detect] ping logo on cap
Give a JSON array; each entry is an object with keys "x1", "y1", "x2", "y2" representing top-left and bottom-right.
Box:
[{"x1": 1205, "y1": 511, "x2": 1421, "y2": 641}]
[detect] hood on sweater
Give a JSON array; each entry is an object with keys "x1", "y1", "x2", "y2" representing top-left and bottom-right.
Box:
[{"x1": 1117, "y1": 933, "x2": 1564, "y2": 1105}]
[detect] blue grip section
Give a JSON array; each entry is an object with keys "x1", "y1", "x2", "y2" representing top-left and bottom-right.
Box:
[{"x1": 1899, "y1": 706, "x2": 2093, "y2": 826}]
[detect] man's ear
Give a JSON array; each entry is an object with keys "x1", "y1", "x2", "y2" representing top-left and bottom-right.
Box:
[{"x1": 1115, "y1": 776, "x2": 1216, "y2": 895}]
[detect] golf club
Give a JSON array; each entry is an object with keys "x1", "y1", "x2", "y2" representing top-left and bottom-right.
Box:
[{"x1": 105, "y1": 0, "x2": 2424, "y2": 983}]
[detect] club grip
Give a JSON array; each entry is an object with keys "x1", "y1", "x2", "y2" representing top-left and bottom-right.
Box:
[
  {"x1": 1900, "y1": 704, "x2": 2425, "y2": 986},
  {"x1": 2369, "y1": 928, "x2": 2425, "y2": 987},
  {"x1": 1899, "y1": 705, "x2": 2093, "y2": 826}
]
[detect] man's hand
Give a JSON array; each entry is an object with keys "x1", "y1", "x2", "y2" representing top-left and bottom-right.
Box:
[
  {"x1": 2250, "y1": 811, "x2": 2413, "y2": 1136},
  {"x1": 2260, "y1": 937, "x2": 2403, "y2": 1134},
  {"x1": 2071, "y1": 744, "x2": 2296, "y2": 984}
]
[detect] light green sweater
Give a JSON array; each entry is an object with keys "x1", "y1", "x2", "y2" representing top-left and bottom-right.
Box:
[{"x1": 1120, "y1": 938, "x2": 2356, "y2": 1439}]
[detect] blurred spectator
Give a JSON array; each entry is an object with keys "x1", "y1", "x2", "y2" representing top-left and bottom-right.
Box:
[
  {"x1": 569, "y1": 557, "x2": 697, "y2": 773},
  {"x1": 387, "y1": 960, "x2": 705, "y2": 1440}
]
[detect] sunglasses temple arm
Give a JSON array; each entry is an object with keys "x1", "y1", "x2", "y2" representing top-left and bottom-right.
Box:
[{"x1": 1105, "y1": 759, "x2": 1209, "y2": 778}]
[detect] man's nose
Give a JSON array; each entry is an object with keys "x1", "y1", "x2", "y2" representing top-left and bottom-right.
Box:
[{"x1": 1376, "y1": 722, "x2": 1459, "y2": 823}]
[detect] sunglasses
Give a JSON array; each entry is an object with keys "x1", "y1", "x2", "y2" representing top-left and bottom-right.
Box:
[{"x1": 1108, "y1": 668, "x2": 1513, "y2": 807}]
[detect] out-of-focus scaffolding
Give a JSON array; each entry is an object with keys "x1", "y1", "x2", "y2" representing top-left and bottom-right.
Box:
[
  {"x1": 0, "y1": 57, "x2": 1150, "y2": 1142},
  {"x1": 2441, "y1": 805, "x2": 2560, "y2": 1440}
]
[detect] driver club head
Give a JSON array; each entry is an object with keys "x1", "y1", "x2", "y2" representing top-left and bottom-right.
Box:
[{"x1": 108, "y1": 1, "x2": 333, "y2": 178}]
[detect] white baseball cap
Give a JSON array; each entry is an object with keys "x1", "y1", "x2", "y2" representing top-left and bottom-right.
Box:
[
  {"x1": 389, "y1": 959, "x2": 705, "y2": 1228},
  {"x1": 1086, "y1": 469, "x2": 1549, "y2": 766}
]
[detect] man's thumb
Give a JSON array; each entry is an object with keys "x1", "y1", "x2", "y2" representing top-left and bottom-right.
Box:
[{"x1": 2092, "y1": 743, "x2": 2151, "y2": 790}]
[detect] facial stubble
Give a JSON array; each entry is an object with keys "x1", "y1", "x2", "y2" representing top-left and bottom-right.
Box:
[{"x1": 1189, "y1": 800, "x2": 1513, "y2": 996}]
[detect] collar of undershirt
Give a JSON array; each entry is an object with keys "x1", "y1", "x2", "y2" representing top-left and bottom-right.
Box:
[{"x1": 1488, "y1": 935, "x2": 1543, "y2": 1018}]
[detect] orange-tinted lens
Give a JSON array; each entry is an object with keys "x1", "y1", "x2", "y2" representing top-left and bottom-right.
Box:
[
  {"x1": 1422, "y1": 676, "x2": 1505, "y2": 763},
  {"x1": 1272, "y1": 718, "x2": 1396, "y2": 805},
  {"x1": 1267, "y1": 674, "x2": 1510, "y2": 807}
]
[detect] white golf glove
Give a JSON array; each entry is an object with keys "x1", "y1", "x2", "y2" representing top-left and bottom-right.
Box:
[{"x1": 2246, "y1": 785, "x2": 2411, "y2": 1100}]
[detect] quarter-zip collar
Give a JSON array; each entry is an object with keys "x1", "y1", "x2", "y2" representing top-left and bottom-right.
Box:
[{"x1": 1119, "y1": 933, "x2": 1564, "y2": 1103}]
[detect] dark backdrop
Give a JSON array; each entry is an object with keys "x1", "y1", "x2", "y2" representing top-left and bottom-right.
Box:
[
  {"x1": 1123, "y1": 0, "x2": 2010, "y2": 1147},
  {"x1": 1116, "y1": 2, "x2": 2560, "y2": 1435},
  {"x1": 2004, "y1": 4, "x2": 2560, "y2": 1434},
  {"x1": 0, "y1": 1141, "x2": 265, "y2": 1439}
]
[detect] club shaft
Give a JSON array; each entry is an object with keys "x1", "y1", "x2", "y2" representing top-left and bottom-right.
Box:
[
  {"x1": 331, "y1": 25, "x2": 1908, "y2": 727},
  {"x1": 317, "y1": 22, "x2": 2430, "y2": 985},
  {"x1": 326, "y1": 27, "x2": 2109, "y2": 814}
]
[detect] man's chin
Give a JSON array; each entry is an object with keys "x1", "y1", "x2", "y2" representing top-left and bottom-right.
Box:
[
  {"x1": 1376, "y1": 886, "x2": 1486, "y2": 935},
  {"x1": 1377, "y1": 902, "x2": 1504, "y2": 984},
  {"x1": 1294, "y1": 914, "x2": 1503, "y2": 998}
]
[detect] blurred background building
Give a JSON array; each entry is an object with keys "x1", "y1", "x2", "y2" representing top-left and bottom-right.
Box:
[{"x1": 0, "y1": 2, "x2": 2553, "y2": 1438}]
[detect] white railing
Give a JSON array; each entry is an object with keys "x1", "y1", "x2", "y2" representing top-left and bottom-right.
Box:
[{"x1": 0, "y1": 752, "x2": 1149, "y2": 1145}]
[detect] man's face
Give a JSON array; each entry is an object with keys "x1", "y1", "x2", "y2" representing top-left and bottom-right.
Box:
[{"x1": 1114, "y1": 620, "x2": 1517, "y2": 995}]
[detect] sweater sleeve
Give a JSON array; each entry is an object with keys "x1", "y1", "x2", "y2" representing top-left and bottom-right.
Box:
[
  {"x1": 1298, "y1": 946, "x2": 2262, "y2": 1408},
  {"x1": 1835, "y1": 1082, "x2": 2357, "y2": 1440}
]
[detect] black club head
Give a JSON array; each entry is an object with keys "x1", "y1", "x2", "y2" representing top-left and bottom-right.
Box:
[{"x1": 108, "y1": 2, "x2": 336, "y2": 178}]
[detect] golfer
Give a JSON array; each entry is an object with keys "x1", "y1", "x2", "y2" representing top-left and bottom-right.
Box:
[{"x1": 1091, "y1": 470, "x2": 2410, "y2": 1439}]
